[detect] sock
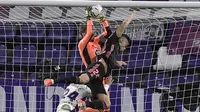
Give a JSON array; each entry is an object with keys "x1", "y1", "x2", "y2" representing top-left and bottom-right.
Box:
[
  {"x1": 54, "y1": 76, "x2": 80, "y2": 84},
  {"x1": 85, "y1": 101, "x2": 108, "y2": 110}
]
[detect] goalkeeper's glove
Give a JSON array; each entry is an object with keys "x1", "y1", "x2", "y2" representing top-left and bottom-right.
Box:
[
  {"x1": 100, "y1": 16, "x2": 106, "y2": 22},
  {"x1": 85, "y1": 6, "x2": 92, "y2": 20}
]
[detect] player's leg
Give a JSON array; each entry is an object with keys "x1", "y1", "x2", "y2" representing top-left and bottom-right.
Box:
[
  {"x1": 78, "y1": 97, "x2": 110, "y2": 111},
  {"x1": 44, "y1": 61, "x2": 106, "y2": 86},
  {"x1": 82, "y1": 76, "x2": 112, "y2": 112},
  {"x1": 78, "y1": 73, "x2": 90, "y2": 84},
  {"x1": 46, "y1": 73, "x2": 90, "y2": 84},
  {"x1": 96, "y1": 93, "x2": 110, "y2": 109},
  {"x1": 83, "y1": 93, "x2": 110, "y2": 111},
  {"x1": 80, "y1": 79, "x2": 110, "y2": 111}
]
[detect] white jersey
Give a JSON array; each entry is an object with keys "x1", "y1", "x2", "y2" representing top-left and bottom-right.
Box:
[{"x1": 56, "y1": 84, "x2": 92, "y2": 112}]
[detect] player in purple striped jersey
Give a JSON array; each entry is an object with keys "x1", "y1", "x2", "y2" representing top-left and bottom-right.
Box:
[{"x1": 56, "y1": 84, "x2": 92, "y2": 112}]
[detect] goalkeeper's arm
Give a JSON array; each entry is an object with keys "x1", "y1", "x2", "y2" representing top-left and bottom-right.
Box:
[
  {"x1": 78, "y1": 20, "x2": 93, "y2": 68},
  {"x1": 116, "y1": 11, "x2": 135, "y2": 38},
  {"x1": 93, "y1": 17, "x2": 112, "y2": 44},
  {"x1": 100, "y1": 17, "x2": 112, "y2": 38}
]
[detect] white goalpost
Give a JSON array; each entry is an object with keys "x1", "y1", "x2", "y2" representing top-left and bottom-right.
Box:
[
  {"x1": 0, "y1": 1, "x2": 200, "y2": 112},
  {"x1": 1, "y1": 0, "x2": 200, "y2": 7}
]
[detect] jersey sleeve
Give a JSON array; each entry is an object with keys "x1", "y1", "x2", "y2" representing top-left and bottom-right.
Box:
[
  {"x1": 102, "y1": 32, "x2": 118, "y2": 51},
  {"x1": 93, "y1": 20, "x2": 112, "y2": 43},
  {"x1": 101, "y1": 31, "x2": 119, "y2": 60},
  {"x1": 78, "y1": 20, "x2": 93, "y2": 67},
  {"x1": 101, "y1": 20, "x2": 111, "y2": 38},
  {"x1": 106, "y1": 31, "x2": 118, "y2": 46}
]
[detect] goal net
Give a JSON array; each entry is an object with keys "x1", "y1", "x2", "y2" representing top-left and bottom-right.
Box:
[{"x1": 0, "y1": 1, "x2": 200, "y2": 112}]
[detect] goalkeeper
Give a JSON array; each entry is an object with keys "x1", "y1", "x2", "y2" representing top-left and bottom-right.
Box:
[
  {"x1": 57, "y1": 5, "x2": 115, "y2": 112},
  {"x1": 78, "y1": 6, "x2": 113, "y2": 112},
  {"x1": 79, "y1": 6, "x2": 111, "y2": 68},
  {"x1": 44, "y1": 10, "x2": 134, "y2": 110},
  {"x1": 79, "y1": 6, "x2": 129, "y2": 112}
]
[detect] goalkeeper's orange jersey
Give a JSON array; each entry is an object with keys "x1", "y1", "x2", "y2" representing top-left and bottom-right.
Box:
[{"x1": 78, "y1": 20, "x2": 110, "y2": 68}]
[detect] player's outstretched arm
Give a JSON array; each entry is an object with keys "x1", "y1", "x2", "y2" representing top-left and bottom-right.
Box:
[
  {"x1": 78, "y1": 20, "x2": 93, "y2": 68},
  {"x1": 115, "y1": 11, "x2": 135, "y2": 38},
  {"x1": 78, "y1": 8, "x2": 94, "y2": 67},
  {"x1": 100, "y1": 16, "x2": 112, "y2": 38},
  {"x1": 93, "y1": 13, "x2": 112, "y2": 44},
  {"x1": 115, "y1": 60, "x2": 127, "y2": 68}
]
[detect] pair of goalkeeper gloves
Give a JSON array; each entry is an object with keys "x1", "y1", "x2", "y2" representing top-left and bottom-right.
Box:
[{"x1": 85, "y1": 6, "x2": 105, "y2": 22}]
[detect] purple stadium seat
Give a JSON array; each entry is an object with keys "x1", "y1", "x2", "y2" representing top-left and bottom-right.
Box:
[
  {"x1": 0, "y1": 21, "x2": 14, "y2": 42},
  {"x1": 0, "y1": 72, "x2": 23, "y2": 85},
  {"x1": 29, "y1": 72, "x2": 38, "y2": 82},
  {"x1": 59, "y1": 73, "x2": 78, "y2": 78},
  {"x1": 42, "y1": 45, "x2": 67, "y2": 65},
  {"x1": 144, "y1": 73, "x2": 157, "y2": 88},
  {"x1": 127, "y1": 73, "x2": 175, "y2": 89},
  {"x1": 1, "y1": 72, "x2": 38, "y2": 85},
  {"x1": 0, "y1": 44, "x2": 6, "y2": 63},
  {"x1": 170, "y1": 73, "x2": 198, "y2": 86},
  {"x1": 1, "y1": 71, "x2": 30, "y2": 85},
  {"x1": 126, "y1": 72, "x2": 196, "y2": 89},
  {"x1": 61, "y1": 22, "x2": 76, "y2": 41},
  {"x1": 168, "y1": 20, "x2": 200, "y2": 55},
  {"x1": 124, "y1": 73, "x2": 157, "y2": 88},
  {"x1": 13, "y1": 45, "x2": 37, "y2": 65},
  {"x1": 128, "y1": 46, "x2": 153, "y2": 68},
  {"x1": 151, "y1": 73, "x2": 178, "y2": 88},
  {"x1": 185, "y1": 55, "x2": 200, "y2": 68},
  {"x1": 69, "y1": 46, "x2": 82, "y2": 64},
  {"x1": 46, "y1": 22, "x2": 76, "y2": 43},
  {"x1": 15, "y1": 22, "x2": 45, "y2": 43},
  {"x1": 151, "y1": 72, "x2": 198, "y2": 89},
  {"x1": 1, "y1": 72, "x2": 23, "y2": 79},
  {"x1": 131, "y1": 40, "x2": 157, "y2": 46},
  {"x1": 131, "y1": 74, "x2": 142, "y2": 84}
]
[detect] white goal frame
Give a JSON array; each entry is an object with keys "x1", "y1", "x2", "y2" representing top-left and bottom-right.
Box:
[{"x1": 0, "y1": 0, "x2": 200, "y2": 8}]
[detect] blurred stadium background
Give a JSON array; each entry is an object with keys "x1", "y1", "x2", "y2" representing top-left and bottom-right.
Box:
[{"x1": 0, "y1": 0, "x2": 200, "y2": 112}]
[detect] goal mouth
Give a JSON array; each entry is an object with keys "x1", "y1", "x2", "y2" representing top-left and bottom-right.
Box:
[{"x1": 0, "y1": 1, "x2": 200, "y2": 112}]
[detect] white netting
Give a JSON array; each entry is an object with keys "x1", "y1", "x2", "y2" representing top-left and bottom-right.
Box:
[{"x1": 0, "y1": 4, "x2": 200, "y2": 112}]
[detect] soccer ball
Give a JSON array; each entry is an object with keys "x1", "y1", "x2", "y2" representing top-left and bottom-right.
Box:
[{"x1": 90, "y1": 5, "x2": 103, "y2": 19}]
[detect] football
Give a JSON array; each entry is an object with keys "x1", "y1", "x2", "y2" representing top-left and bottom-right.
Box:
[{"x1": 90, "y1": 4, "x2": 103, "y2": 19}]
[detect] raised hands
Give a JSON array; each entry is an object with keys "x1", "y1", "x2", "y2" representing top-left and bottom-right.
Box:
[{"x1": 115, "y1": 60, "x2": 127, "y2": 68}]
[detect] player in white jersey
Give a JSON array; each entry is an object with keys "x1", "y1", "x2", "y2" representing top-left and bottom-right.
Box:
[{"x1": 56, "y1": 83, "x2": 92, "y2": 112}]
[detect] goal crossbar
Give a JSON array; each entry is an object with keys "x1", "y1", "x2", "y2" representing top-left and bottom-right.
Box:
[{"x1": 1, "y1": 0, "x2": 200, "y2": 8}]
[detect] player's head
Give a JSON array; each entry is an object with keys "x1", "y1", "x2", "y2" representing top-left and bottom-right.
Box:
[
  {"x1": 118, "y1": 34, "x2": 131, "y2": 51},
  {"x1": 80, "y1": 25, "x2": 87, "y2": 37},
  {"x1": 80, "y1": 25, "x2": 98, "y2": 41}
]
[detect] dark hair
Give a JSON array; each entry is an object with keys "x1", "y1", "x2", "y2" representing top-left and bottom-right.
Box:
[
  {"x1": 80, "y1": 24, "x2": 87, "y2": 34},
  {"x1": 122, "y1": 34, "x2": 131, "y2": 47}
]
